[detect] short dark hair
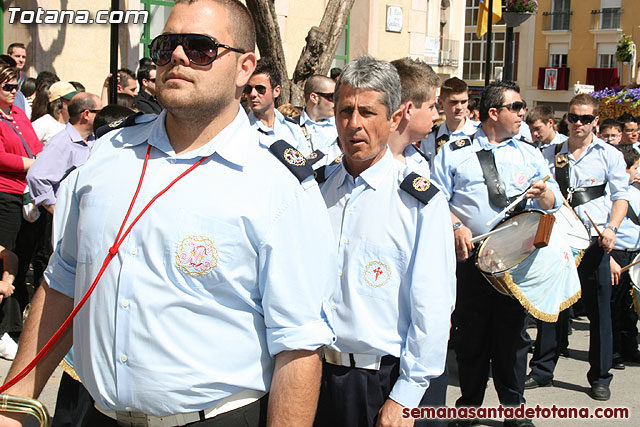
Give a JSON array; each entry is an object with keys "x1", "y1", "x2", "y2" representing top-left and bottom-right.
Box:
[
  {"x1": 139, "y1": 57, "x2": 153, "y2": 69},
  {"x1": 21, "y1": 77, "x2": 37, "y2": 98},
  {"x1": 68, "y1": 94, "x2": 99, "y2": 124},
  {"x1": 7, "y1": 43, "x2": 25, "y2": 55},
  {"x1": 616, "y1": 144, "x2": 640, "y2": 169},
  {"x1": 525, "y1": 105, "x2": 554, "y2": 126},
  {"x1": 0, "y1": 64, "x2": 18, "y2": 86},
  {"x1": 253, "y1": 57, "x2": 281, "y2": 88},
  {"x1": 600, "y1": 117, "x2": 623, "y2": 133},
  {"x1": 330, "y1": 67, "x2": 342, "y2": 81},
  {"x1": 391, "y1": 57, "x2": 440, "y2": 107},
  {"x1": 569, "y1": 94, "x2": 599, "y2": 115},
  {"x1": 137, "y1": 65, "x2": 156, "y2": 86},
  {"x1": 174, "y1": 0, "x2": 255, "y2": 52},
  {"x1": 304, "y1": 74, "x2": 333, "y2": 101},
  {"x1": 118, "y1": 68, "x2": 136, "y2": 87},
  {"x1": 618, "y1": 112, "x2": 638, "y2": 125},
  {"x1": 468, "y1": 97, "x2": 479, "y2": 112},
  {"x1": 116, "y1": 93, "x2": 136, "y2": 109},
  {"x1": 93, "y1": 105, "x2": 136, "y2": 134},
  {"x1": 479, "y1": 80, "x2": 520, "y2": 122},
  {"x1": 439, "y1": 77, "x2": 468, "y2": 100}
]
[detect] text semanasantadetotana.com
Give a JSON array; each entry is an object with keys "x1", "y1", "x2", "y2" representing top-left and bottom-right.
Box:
[
  {"x1": 7, "y1": 7, "x2": 148, "y2": 25},
  {"x1": 403, "y1": 404, "x2": 630, "y2": 420}
]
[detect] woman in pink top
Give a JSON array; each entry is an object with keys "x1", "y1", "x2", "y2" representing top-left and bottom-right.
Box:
[{"x1": 0, "y1": 63, "x2": 42, "y2": 360}]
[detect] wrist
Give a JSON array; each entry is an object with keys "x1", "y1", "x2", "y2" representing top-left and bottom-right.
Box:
[
  {"x1": 605, "y1": 224, "x2": 618, "y2": 234},
  {"x1": 453, "y1": 221, "x2": 464, "y2": 231}
]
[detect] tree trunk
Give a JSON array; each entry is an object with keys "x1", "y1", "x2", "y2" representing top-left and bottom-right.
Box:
[
  {"x1": 245, "y1": 0, "x2": 291, "y2": 105},
  {"x1": 247, "y1": 0, "x2": 355, "y2": 107}
]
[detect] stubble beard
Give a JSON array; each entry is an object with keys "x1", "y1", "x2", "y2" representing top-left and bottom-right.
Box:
[{"x1": 158, "y1": 87, "x2": 229, "y2": 128}]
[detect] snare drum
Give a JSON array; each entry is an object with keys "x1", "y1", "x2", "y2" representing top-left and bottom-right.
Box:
[
  {"x1": 628, "y1": 252, "x2": 640, "y2": 316},
  {"x1": 553, "y1": 204, "x2": 590, "y2": 265},
  {"x1": 476, "y1": 210, "x2": 582, "y2": 322}
]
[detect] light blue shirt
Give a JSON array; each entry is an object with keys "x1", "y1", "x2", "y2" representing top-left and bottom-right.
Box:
[
  {"x1": 421, "y1": 117, "x2": 479, "y2": 165},
  {"x1": 45, "y1": 108, "x2": 336, "y2": 415},
  {"x1": 542, "y1": 136, "x2": 629, "y2": 231},
  {"x1": 538, "y1": 131, "x2": 568, "y2": 152},
  {"x1": 431, "y1": 126, "x2": 562, "y2": 236},
  {"x1": 320, "y1": 149, "x2": 456, "y2": 408},
  {"x1": 404, "y1": 144, "x2": 430, "y2": 177},
  {"x1": 611, "y1": 185, "x2": 640, "y2": 250},
  {"x1": 311, "y1": 137, "x2": 343, "y2": 170},
  {"x1": 248, "y1": 109, "x2": 310, "y2": 156},
  {"x1": 299, "y1": 110, "x2": 338, "y2": 153}
]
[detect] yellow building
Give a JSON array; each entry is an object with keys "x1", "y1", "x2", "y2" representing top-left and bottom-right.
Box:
[{"x1": 2, "y1": 0, "x2": 468, "y2": 96}]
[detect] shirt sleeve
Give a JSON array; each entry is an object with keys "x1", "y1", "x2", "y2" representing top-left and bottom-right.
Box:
[
  {"x1": 260, "y1": 176, "x2": 337, "y2": 356},
  {"x1": 26, "y1": 143, "x2": 66, "y2": 206},
  {"x1": 607, "y1": 147, "x2": 630, "y2": 202},
  {"x1": 388, "y1": 192, "x2": 457, "y2": 408},
  {"x1": 430, "y1": 146, "x2": 454, "y2": 202},
  {"x1": 0, "y1": 135, "x2": 27, "y2": 172}
]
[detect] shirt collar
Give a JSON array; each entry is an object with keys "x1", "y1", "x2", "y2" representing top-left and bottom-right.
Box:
[
  {"x1": 120, "y1": 108, "x2": 252, "y2": 167},
  {"x1": 473, "y1": 126, "x2": 518, "y2": 151},
  {"x1": 338, "y1": 147, "x2": 394, "y2": 191},
  {"x1": 301, "y1": 109, "x2": 334, "y2": 127},
  {"x1": 64, "y1": 122, "x2": 94, "y2": 146}
]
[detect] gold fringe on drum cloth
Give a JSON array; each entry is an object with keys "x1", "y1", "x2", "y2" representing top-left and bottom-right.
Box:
[
  {"x1": 58, "y1": 359, "x2": 81, "y2": 383},
  {"x1": 632, "y1": 287, "x2": 640, "y2": 317},
  {"x1": 497, "y1": 271, "x2": 582, "y2": 323}
]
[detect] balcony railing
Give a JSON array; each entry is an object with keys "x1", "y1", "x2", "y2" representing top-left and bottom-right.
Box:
[
  {"x1": 542, "y1": 11, "x2": 572, "y2": 31},
  {"x1": 439, "y1": 39, "x2": 459, "y2": 67},
  {"x1": 591, "y1": 8, "x2": 623, "y2": 30}
]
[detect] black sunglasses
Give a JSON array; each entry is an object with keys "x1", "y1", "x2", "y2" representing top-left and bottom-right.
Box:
[
  {"x1": 243, "y1": 84, "x2": 267, "y2": 95},
  {"x1": 1, "y1": 83, "x2": 18, "y2": 92},
  {"x1": 493, "y1": 100, "x2": 527, "y2": 112},
  {"x1": 315, "y1": 92, "x2": 334, "y2": 102},
  {"x1": 149, "y1": 33, "x2": 246, "y2": 66},
  {"x1": 149, "y1": 78, "x2": 156, "y2": 82},
  {"x1": 567, "y1": 113, "x2": 596, "y2": 125}
]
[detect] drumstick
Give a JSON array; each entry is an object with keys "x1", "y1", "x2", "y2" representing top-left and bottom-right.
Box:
[
  {"x1": 584, "y1": 210, "x2": 604, "y2": 239},
  {"x1": 470, "y1": 221, "x2": 519, "y2": 244},
  {"x1": 485, "y1": 175, "x2": 551, "y2": 227},
  {"x1": 620, "y1": 259, "x2": 640, "y2": 273}
]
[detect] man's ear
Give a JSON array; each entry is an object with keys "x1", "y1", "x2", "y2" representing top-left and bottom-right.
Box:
[
  {"x1": 235, "y1": 52, "x2": 257, "y2": 88},
  {"x1": 273, "y1": 84, "x2": 281, "y2": 99},
  {"x1": 402, "y1": 101, "x2": 414, "y2": 122},
  {"x1": 390, "y1": 107, "x2": 404, "y2": 132}
]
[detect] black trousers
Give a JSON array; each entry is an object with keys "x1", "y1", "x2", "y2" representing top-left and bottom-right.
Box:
[
  {"x1": 453, "y1": 257, "x2": 529, "y2": 407},
  {"x1": 528, "y1": 309, "x2": 570, "y2": 383},
  {"x1": 610, "y1": 249, "x2": 639, "y2": 358},
  {"x1": 81, "y1": 395, "x2": 268, "y2": 427},
  {"x1": 579, "y1": 242, "x2": 613, "y2": 386},
  {"x1": 52, "y1": 373, "x2": 93, "y2": 427}
]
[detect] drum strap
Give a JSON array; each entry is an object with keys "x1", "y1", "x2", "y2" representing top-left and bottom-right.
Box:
[
  {"x1": 627, "y1": 204, "x2": 640, "y2": 226},
  {"x1": 568, "y1": 183, "x2": 606, "y2": 208},
  {"x1": 475, "y1": 148, "x2": 525, "y2": 213},
  {"x1": 554, "y1": 143, "x2": 570, "y2": 198}
]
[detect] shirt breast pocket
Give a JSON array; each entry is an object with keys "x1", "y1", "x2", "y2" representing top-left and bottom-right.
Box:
[
  {"x1": 77, "y1": 194, "x2": 113, "y2": 263},
  {"x1": 354, "y1": 241, "x2": 407, "y2": 300},
  {"x1": 163, "y1": 211, "x2": 243, "y2": 294}
]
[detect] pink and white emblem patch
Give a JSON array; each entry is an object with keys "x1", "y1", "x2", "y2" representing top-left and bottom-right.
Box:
[{"x1": 176, "y1": 236, "x2": 219, "y2": 277}]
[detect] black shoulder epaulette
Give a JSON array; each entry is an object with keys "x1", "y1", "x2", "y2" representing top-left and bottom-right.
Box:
[
  {"x1": 410, "y1": 144, "x2": 430, "y2": 162},
  {"x1": 285, "y1": 115, "x2": 301, "y2": 125},
  {"x1": 329, "y1": 153, "x2": 344, "y2": 166},
  {"x1": 400, "y1": 172, "x2": 439, "y2": 204},
  {"x1": 519, "y1": 135, "x2": 536, "y2": 146},
  {"x1": 450, "y1": 138, "x2": 472, "y2": 151},
  {"x1": 95, "y1": 112, "x2": 144, "y2": 139},
  {"x1": 314, "y1": 165, "x2": 327, "y2": 184},
  {"x1": 307, "y1": 149, "x2": 325, "y2": 166},
  {"x1": 268, "y1": 139, "x2": 314, "y2": 183}
]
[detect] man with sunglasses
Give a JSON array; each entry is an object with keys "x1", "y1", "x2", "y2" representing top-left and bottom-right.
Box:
[
  {"x1": 540, "y1": 94, "x2": 629, "y2": 401},
  {"x1": 293, "y1": 75, "x2": 338, "y2": 161},
  {"x1": 134, "y1": 64, "x2": 162, "y2": 115},
  {"x1": 0, "y1": 1, "x2": 337, "y2": 427},
  {"x1": 245, "y1": 58, "x2": 309, "y2": 156},
  {"x1": 432, "y1": 81, "x2": 561, "y2": 427}
]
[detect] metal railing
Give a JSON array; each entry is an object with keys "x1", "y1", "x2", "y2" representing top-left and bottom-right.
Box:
[
  {"x1": 439, "y1": 38, "x2": 459, "y2": 67},
  {"x1": 541, "y1": 11, "x2": 572, "y2": 31},
  {"x1": 591, "y1": 8, "x2": 623, "y2": 30}
]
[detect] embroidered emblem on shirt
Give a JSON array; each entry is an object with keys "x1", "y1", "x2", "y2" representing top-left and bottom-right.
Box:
[
  {"x1": 307, "y1": 151, "x2": 319, "y2": 160},
  {"x1": 108, "y1": 118, "x2": 125, "y2": 128},
  {"x1": 363, "y1": 261, "x2": 391, "y2": 288},
  {"x1": 176, "y1": 236, "x2": 218, "y2": 277},
  {"x1": 334, "y1": 154, "x2": 344, "y2": 164},
  {"x1": 513, "y1": 171, "x2": 529, "y2": 189},
  {"x1": 555, "y1": 153, "x2": 568, "y2": 168},
  {"x1": 413, "y1": 176, "x2": 431, "y2": 192},
  {"x1": 283, "y1": 148, "x2": 306, "y2": 166},
  {"x1": 586, "y1": 177, "x2": 597, "y2": 185}
]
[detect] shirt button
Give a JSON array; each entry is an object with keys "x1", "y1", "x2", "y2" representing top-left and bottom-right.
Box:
[
  {"x1": 338, "y1": 271, "x2": 343, "y2": 277},
  {"x1": 348, "y1": 207, "x2": 354, "y2": 212},
  {"x1": 130, "y1": 247, "x2": 138, "y2": 255},
  {"x1": 168, "y1": 158, "x2": 176, "y2": 164},
  {"x1": 120, "y1": 355, "x2": 128, "y2": 363},
  {"x1": 342, "y1": 238, "x2": 349, "y2": 244},
  {"x1": 332, "y1": 304, "x2": 338, "y2": 311},
  {"x1": 122, "y1": 300, "x2": 130, "y2": 308}
]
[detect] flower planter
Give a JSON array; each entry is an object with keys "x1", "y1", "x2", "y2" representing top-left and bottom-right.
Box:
[{"x1": 502, "y1": 12, "x2": 534, "y2": 27}]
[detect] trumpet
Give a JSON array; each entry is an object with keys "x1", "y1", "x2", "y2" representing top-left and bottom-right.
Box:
[{"x1": 0, "y1": 394, "x2": 50, "y2": 427}]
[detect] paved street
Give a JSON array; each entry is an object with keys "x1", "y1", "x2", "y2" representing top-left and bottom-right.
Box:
[{"x1": 0, "y1": 317, "x2": 637, "y2": 426}]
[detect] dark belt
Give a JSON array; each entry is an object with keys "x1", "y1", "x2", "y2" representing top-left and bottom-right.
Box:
[{"x1": 568, "y1": 183, "x2": 606, "y2": 208}]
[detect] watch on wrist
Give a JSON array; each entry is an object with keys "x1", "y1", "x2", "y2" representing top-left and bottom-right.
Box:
[
  {"x1": 453, "y1": 221, "x2": 464, "y2": 231},
  {"x1": 605, "y1": 224, "x2": 618, "y2": 234}
]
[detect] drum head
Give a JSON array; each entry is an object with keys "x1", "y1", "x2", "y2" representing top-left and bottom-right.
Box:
[
  {"x1": 477, "y1": 211, "x2": 542, "y2": 274},
  {"x1": 553, "y1": 205, "x2": 590, "y2": 250},
  {"x1": 628, "y1": 252, "x2": 640, "y2": 289}
]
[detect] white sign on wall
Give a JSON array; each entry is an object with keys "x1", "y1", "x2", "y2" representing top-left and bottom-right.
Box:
[
  {"x1": 386, "y1": 5, "x2": 403, "y2": 33},
  {"x1": 424, "y1": 36, "x2": 440, "y2": 65}
]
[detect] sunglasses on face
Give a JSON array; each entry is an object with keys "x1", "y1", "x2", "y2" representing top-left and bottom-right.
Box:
[
  {"x1": 1, "y1": 83, "x2": 18, "y2": 92},
  {"x1": 567, "y1": 113, "x2": 596, "y2": 124},
  {"x1": 149, "y1": 78, "x2": 156, "y2": 82},
  {"x1": 243, "y1": 84, "x2": 267, "y2": 95},
  {"x1": 149, "y1": 33, "x2": 246, "y2": 66},
  {"x1": 315, "y1": 92, "x2": 334, "y2": 102},
  {"x1": 493, "y1": 100, "x2": 527, "y2": 112}
]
